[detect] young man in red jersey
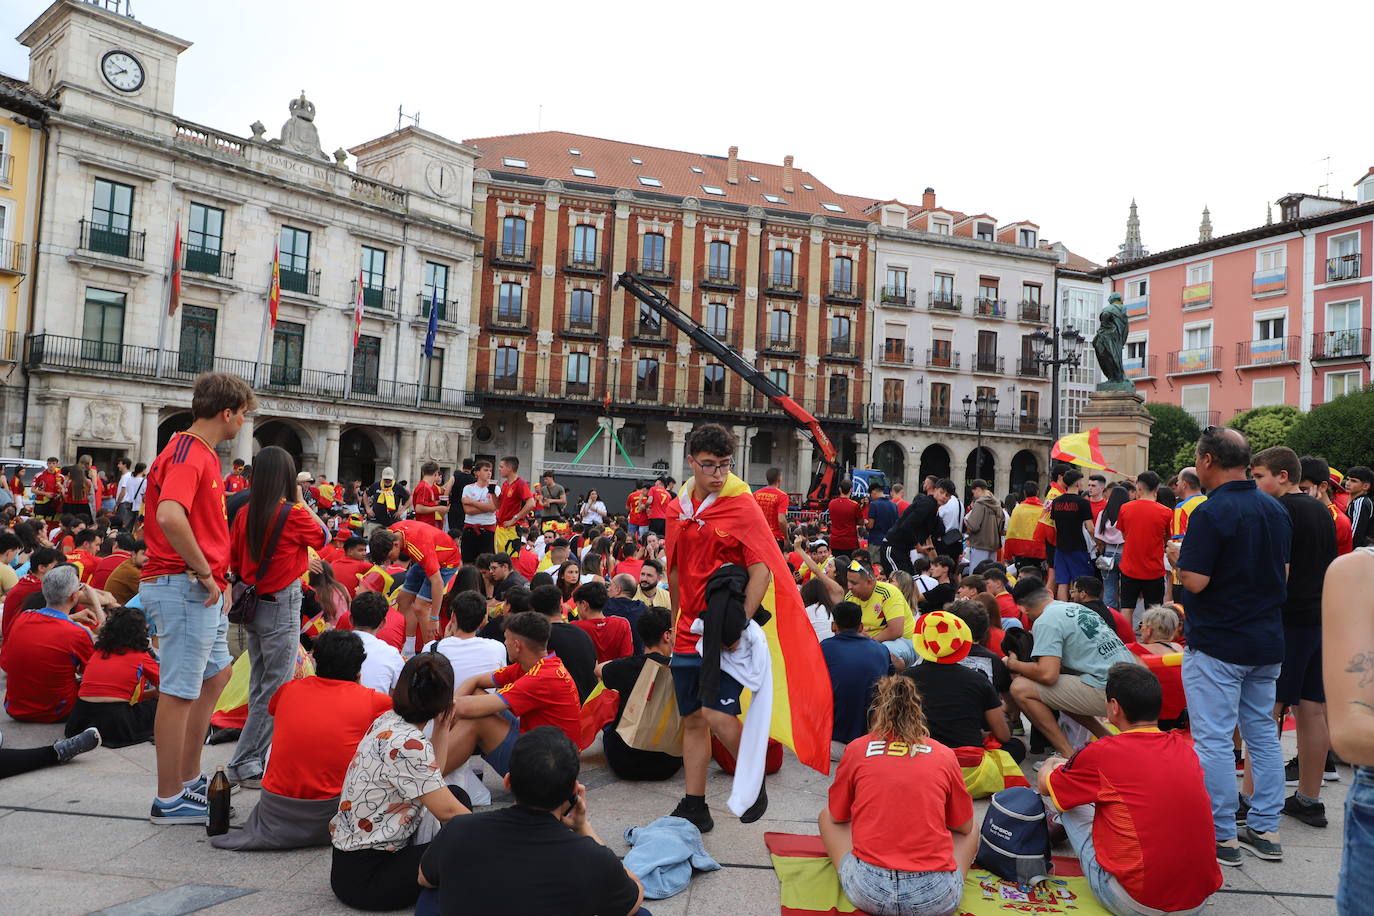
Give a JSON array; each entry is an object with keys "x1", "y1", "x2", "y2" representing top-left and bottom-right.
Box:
[
  {"x1": 223, "y1": 458, "x2": 249, "y2": 495},
  {"x1": 32, "y1": 456, "x2": 64, "y2": 521},
  {"x1": 390, "y1": 519, "x2": 461, "y2": 651},
  {"x1": 495, "y1": 456, "x2": 534, "y2": 555},
  {"x1": 139, "y1": 372, "x2": 254, "y2": 824},
  {"x1": 753, "y1": 466, "x2": 790, "y2": 552},
  {"x1": 410, "y1": 461, "x2": 447, "y2": 529}
]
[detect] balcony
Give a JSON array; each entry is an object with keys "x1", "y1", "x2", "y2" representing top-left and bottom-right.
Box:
[
  {"x1": 761, "y1": 332, "x2": 797, "y2": 354},
  {"x1": 23, "y1": 333, "x2": 480, "y2": 411},
  {"x1": 1252, "y1": 268, "x2": 1286, "y2": 297},
  {"x1": 871, "y1": 404, "x2": 1051, "y2": 437},
  {"x1": 562, "y1": 311, "x2": 604, "y2": 338},
  {"x1": 0, "y1": 153, "x2": 12, "y2": 186},
  {"x1": 1236, "y1": 336, "x2": 1298, "y2": 368},
  {"x1": 279, "y1": 266, "x2": 321, "y2": 297},
  {"x1": 1017, "y1": 357, "x2": 1047, "y2": 378},
  {"x1": 1167, "y1": 345, "x2": 1223, "y2": 376},
  {"x1": 699, "y1": 266, "x2": 740, "y2": 291},
  {"x1": 1327, "y1": 254, "x2": 1362, "y2": 283},
  {"x1": 1125, "y1": 297, "x2": 1149, "y2": 320},
  {"x1": 824, "y1": 279, "x2": 863, "y2": 302},
  {"x1": 1186, "y1": 410, "x2": 1220, "y2": 428},
  {"x1": 879, "y1": 343, "x2": 917, "y2": 366},
  {"x1": 1124, "y1": 355, "x2": 1157, "y2": 380},
  {"x1": 1311, "y1": 328, "x2": 1371, "y2": 362},
  {"x1": 630, "y1": 258, "x2": 675, "y2": 284},
  {"x1": 353, "y1": 280, "x2": 398, "y2": 313},
  {"x1": 881, "y1": 285, "x2": 913, "y2": 308},
  {"x1": 825, "y1": 335, "x2": 860, "y2": 361},
  {"x1": 928, "y1": 291, "x2": 962, "y2": 312},
  {"x1": 0, "y1": 239, "x2": 28, "y2": 275},
  {"x1": 488, "y1": 240, "x2": 537, "y2": 269},
  {"x1": 182, "y1": 243, "x2": 235, "y2": 279},
  {"x1": 489, "y1": 303, "x2": 528, "y2": 330},
  {"x1": 1181, "y1": 281, "x2": 1212, "y2": 310},
  {"x1": 417, "y1": 293, "x2": 461, "y2": 324},
  {"x1": 764, "y1": 273, "x2": 805, "y2": 297},
  {"x1": 972, "y1": 353, "x2": 1005, "y2": 375},
  {"x1": 925, "y1": 348, "x2": 961, "y2": 370},
  {"x1": 78, "y1": 219, "x2": 145, "y2": 261},
  {"x1": 563, "y1": 248, "x2": 607, "y2": 276},
  {"x1": 974, "y1": 297, "x2": 1006, "y2": 319},
  {"x1": 1017, "y1": 300, "x2": 1047, "y2": 323}
]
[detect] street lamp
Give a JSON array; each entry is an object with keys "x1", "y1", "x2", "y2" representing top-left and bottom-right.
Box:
[
  {"x1": 1030, "y1": 325, "x2": 1086, "y2": 444},
  {"x1": 962, "y1": 392, "x2": 999, "y2": 481}
]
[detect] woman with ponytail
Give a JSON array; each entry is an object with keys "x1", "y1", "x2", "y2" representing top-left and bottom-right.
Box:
[
  {"x1": 330, "y1": 651, "x2": 470, "y2": 911},
  {"x1": 818, "y1": 675, "x2": 978, "y2": 916}
]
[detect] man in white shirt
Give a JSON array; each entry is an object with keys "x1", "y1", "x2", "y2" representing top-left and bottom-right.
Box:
[
  {"x1": 459, "y1": 459, "x2": 499, "y2": 565},
  {"x1": 350, "y1": 591, "x2": 404, "y2": 694},
  {"x1": 426, "y1": 590, "x2": 508, "y2": 684}
]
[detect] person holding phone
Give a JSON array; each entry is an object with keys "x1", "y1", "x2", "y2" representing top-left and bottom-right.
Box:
[{"x1": 460, "y1": 460, "x2": 499, "y2": 564}]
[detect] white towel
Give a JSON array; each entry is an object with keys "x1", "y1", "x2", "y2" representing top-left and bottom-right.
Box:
[{"x1": 690, "y1": 617, "x2": 772, "y2": 816}]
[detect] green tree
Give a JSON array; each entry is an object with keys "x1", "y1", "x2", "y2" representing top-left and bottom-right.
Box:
[
  {"x1": 1229, "y1": 405, "x2": 1301, "y2": 452},
  {"x1": 1287, "y1": 386, "x2": 1374, "y2": 471},
  {"x1": 1146, "y1": 402, "x2": 1201, "y2": 478}
]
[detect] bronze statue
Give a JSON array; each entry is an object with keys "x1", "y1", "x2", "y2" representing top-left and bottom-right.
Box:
[{"x1": 1094, "y1": 292, "x2": 1134, "y2": 391}]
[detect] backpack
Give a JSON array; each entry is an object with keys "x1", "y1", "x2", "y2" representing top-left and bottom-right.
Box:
[{"x1": 976, "y1": 786, "x2": 1052, "y2": 885}]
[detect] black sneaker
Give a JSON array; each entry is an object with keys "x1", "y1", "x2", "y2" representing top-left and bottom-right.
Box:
[
  {"x1": 670, "y1": 797, "x2": 713, "y2": 834},
  {"x1": 1216, "y1": 843, "x2": 1243, "y2": 867},
  {"x1": 740, "y1": 784, "x2": 768, "y2": 823},
  {"x1": 53, "y1": 727, "x2": 101, "y2": 763},
  {"x1": 1283, "y1": 793, "x2": 1327, "y2": 828},
  {"x1": 1236, "y1": 793, "x2": 1250, "y2": 828},
  {"x1": 1284, "y1": 755, "x2": 1301, "y2": 787},
  {"x1": 1238, "y1": 825, "x2": 1283, "y2": 861}
]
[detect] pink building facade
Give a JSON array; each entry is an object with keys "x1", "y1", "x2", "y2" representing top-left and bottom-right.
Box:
[{"x1": 1105, "y1": 187, "x2": 1374, "y2": 423}]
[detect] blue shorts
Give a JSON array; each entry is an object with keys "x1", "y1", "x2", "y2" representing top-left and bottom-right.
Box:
[
  {"x1": 139, "y1": 574, "x2": 231, "y2": 700},
  {"x1": 670, "y1": 652, "x2": 744, "y2": 717},
  {"x1": 1054, "y1": 548, "x2": 1095, "y2": 585},
  {"x1": 400, "y1": 563, "x2": 459, "y2": 600},
  {"x1": 480, "y1": 709, "x2": 521, "y2": 776}
]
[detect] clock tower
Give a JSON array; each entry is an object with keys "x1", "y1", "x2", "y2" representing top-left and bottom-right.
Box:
[{"x1": 18, "y1": 0, "x2": 191, "y2": 119}]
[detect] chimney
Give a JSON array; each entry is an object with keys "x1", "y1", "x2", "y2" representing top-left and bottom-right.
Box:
[
  {"x1": 727, "y1": 146, "x2": 739, "y2": 185},
  {"x1": 922, "y1": 187, "x2": 936, "y2": 209},
  {"x1": 782, "y1": 155, "x2": 795, "y2": 193}
]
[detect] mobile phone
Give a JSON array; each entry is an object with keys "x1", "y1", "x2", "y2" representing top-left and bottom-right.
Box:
[{"x1": 488, "y1": 484, "x2": 497, "y2": 495}]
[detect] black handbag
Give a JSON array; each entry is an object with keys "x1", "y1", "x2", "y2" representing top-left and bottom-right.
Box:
[{"x1": 228, "y1": 504, "x2": 290, "y2": 626}]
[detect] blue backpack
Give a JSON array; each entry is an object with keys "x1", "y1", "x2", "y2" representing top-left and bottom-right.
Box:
[{"x1": 976, "y1": 786, "x2": 1052, "y2": 885}]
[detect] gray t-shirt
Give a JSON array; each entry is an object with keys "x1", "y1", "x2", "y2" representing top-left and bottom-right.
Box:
[
  {"x1": 1032, "y1": 600, "x2": 1139, "y2": 689},
  {"x1": 538, "y1": 483, "x2": 566, "y2": 519}
]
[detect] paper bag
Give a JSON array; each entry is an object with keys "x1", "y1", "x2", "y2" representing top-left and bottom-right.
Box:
[{"x1": 615, "y1": 658, "x2": 683, "y2": 755}]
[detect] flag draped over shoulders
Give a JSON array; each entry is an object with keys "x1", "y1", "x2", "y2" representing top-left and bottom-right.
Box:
[{"x1": 666, "y1": 473, "x2": 832, "y2": 774}]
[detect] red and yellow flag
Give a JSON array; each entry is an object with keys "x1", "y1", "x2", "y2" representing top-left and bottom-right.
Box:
[
  {"x1": 1051, "y1": 427, "x2": 1118, "y2": 473},
  {"x1": 267, "y1": 244, "x2": 281, "y2": 330},
  {"x1": 353, "y1": 269, "x2": 365, "y2": 348},
  {"x1": 167, "y1": 218, "x2": 182, "y2": 316}
]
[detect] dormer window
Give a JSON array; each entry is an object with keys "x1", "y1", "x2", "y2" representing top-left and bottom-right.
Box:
[
  {"x1": 701, "y1": 185, "x2": 725, "y2": 196},
  {"x1": 976, "y1": 222, "x2": 994, "y2": 241},
  {"x1": 1018, "y1": 228, "x2": 1037, "y2": 248},
  {"x1": 571, "y1": 167, "x2": 596, "y2": 179},
  {"x1": 821, "y1": 202, "x2": 844, "y2": 212},
  {"x1": 502, "y1": 157, "x2": 528, "y2": 169}
]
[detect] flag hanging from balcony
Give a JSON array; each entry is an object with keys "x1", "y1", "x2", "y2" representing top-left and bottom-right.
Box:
[
  {"x1": 424, "y1": 284, "x2": 439, "y2": 359},
  {"x1": 166, "y1": 218, "x2": 182, "y2": 317},
  {"x1": 1051, "y1": 427, "x2": 1119, "y2": 474},
  {"x1": 353, "y1": 269, "x2": 364, "y2": 348},
  {"x1": 267, "y1": 244, "x2": 281, "y2": 330}
]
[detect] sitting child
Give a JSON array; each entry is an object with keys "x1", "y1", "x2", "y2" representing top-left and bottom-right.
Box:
[{"x1": 64, "y1": 607, "x2": 158, "y2": 747}]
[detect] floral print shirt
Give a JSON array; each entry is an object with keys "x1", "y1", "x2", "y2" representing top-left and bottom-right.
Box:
[{"x1": 329, "y1": 710, "x2": 445, "y2": 852}]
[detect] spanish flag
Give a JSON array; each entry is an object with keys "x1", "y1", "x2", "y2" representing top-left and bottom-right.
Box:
[
  {"x1": 1051, "y1": 427, "x2": 1118, "y2": 473},
  {"x1": 667, "y1": 473, "x2": 832, "y2": 775}
]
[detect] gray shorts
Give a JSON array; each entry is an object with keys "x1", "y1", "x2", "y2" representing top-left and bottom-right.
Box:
[{"x1": 839, "y1": 853, "x2": 963, "y2": 916}]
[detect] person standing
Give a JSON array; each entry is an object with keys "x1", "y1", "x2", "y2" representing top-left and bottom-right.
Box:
[
  {"x1": 827, "y1": 479, "x2": 863, "y2": 561},
  {"x1": 1085, "y1": 473, "x2": 1108, "y2": 523},
  {"x1": 626, "y1": 480, "x2": 651, "y2": 538},
  {"x1": 890, "y1": 483, "x2": 910, "y2": 515},
  {"x1": 1047, "y1": 469, "x2": 1095, "y2": 601},
  {"x1": 1170, "y1": 427, "x2": 1291, "y2": 866},
  {"x1": 495, "y1": 456, "x2": 535, "y2": 555},
  {"x1": 1301, "y1": 457, "x2": 1354, "y2": 556},
  {"x1": 882, "y1": 483, "x2": 947, "y2": 575},
  {"x1": 364, "y1": 467, "x2": 408, "y2": 536},
  {"x1": 647, "y1": 477, "x2": 673, "y2": 539},
  {"x1": 32, "y1": 456, "x2": 64, "y2": 522},
  {"x1": 1115, "y1": 471, "x2": 1174, "y2": 623},
  {"x1": 754, "y1": 467, "x2": 791, "y2": 552},
  {"x1": 863, "y1": 484, "x2": 899, "y2": 557},
  {"x1": 225, "y1": 446, "x2": 329, "y2": 788},
  {"x1": 962, "y1": 479, "x2": 1004, "y2": 570},
  {"x1": 1345, "y1": 466, "x2": 1374, "y2": 548},
  {"x1": 410, "y1": 461, "x2": 447, "y2": 530},
  {"x1": 223, "y1": 458, "x2": 249, "y2": 496},
  {"x1": 537, "y1": 470, "x2": 567, "y2": 528},
  {"x1": 460, "y1": 460, "x2": 498, "y2": 564},
  {"x1": 446, "y1": 458, "x2": 476, "y2": 542},
  {"x1": 140, "y1": 372, "x2": 255, "y2": 824}
]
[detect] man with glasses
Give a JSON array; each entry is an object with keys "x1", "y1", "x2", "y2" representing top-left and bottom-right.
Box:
[{"x1": 843, "y1": 557, "x2": 916, "y2": 667}]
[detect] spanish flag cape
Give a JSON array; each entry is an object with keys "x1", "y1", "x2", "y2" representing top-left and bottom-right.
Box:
[{"x1": 666, "y1": 473, "x2": 833, "y2": 775}]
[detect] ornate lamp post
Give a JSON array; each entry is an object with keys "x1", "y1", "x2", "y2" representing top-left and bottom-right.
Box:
[
  {"x1": 1030, "y1": 326, "x2": 1086, "y2": 445},
  {"x1": 962, "y1": 392, "x2": 999, "y2": 481}
]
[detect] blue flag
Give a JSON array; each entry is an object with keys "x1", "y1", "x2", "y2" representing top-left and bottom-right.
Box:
[{"x1": 424, "y1": 284, "x2": 439, "y2": 359}]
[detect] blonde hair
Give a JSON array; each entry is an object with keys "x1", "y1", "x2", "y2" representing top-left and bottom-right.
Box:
[
  {"x1": 890, "y1": 570, "x2": 916, "y2": 609},
  {"x1": 1140, "y1": 604, "x2": 1180, "y2": 641},
  {"x1": 868, "y1": 675, "x2": 929, "y2": 746}
]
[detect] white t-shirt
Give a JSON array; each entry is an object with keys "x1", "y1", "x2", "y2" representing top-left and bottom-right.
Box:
[
  {"x1": 357, "y1": 630, "x2": 405, "y2": 695},
  {"x1": 461, "y1": 483, "x2": 498, "y2": 526},
  {"x1": 125, "y1": 474, "x2": 148, "y2": 511},
  {"x1": 118, "y1": 472, "x2": 134, "y2": 502},
  {"x1": 426, "y1": 634, "x2": 507, "y2": 687},
  {"x1": 937, "y1": 497, "x2": 962, "y2": 543},
  {"x1": 805, "y1": 603, "x2": 833, "y2": 643},
  {"x1": 581, "y1": 500, "x2": 607, "y2": 525}
]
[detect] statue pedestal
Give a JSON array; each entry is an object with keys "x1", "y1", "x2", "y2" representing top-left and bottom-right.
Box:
[{"x1": 1076, "y1": 391, "x2": 1153, "y2": 479}]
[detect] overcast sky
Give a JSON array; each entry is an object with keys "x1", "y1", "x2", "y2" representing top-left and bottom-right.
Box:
[{"x1": 4, "y1": 0, "x2": 1367, "y2": 264}]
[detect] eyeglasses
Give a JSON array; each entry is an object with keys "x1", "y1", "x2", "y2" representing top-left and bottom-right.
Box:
[{"x1": 691, "y1": 458, "x2": 734, "y2": 475}]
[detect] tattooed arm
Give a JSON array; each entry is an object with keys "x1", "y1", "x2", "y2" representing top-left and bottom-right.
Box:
[{"x1": 1325, "y1": 549, "x2": 1374, "y2": 765}]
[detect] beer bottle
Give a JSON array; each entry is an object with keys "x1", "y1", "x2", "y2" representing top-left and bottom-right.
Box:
[{"x1": 207, "y1": 766, "x2": 231, "y2": 836}]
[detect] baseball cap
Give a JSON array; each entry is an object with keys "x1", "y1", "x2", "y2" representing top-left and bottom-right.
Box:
[
  {"x1": 913, "y1": 611, "x2": 974, "y2": 664},
  {"x1": 809, "y1": 539, "x2": 828, "y2": 549},
  {"x1": 381, "y1": 467, "x2": 396, "y2": 480}
]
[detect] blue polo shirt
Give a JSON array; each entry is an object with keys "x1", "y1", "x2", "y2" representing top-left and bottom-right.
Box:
[
  {"x1": 866, "y1": 497, "x2": 899, "y2": 545},
  {"x1": 820, "y1": 630, "x2": 894, "y2": 744},
  {"x1": 1176, "y1": 479, "x2": 1291, "y2": 666}
]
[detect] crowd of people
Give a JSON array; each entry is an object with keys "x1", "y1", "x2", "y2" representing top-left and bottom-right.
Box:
[{"x1": 2, "y1": 372, "x2": 1373, "y2": 915}]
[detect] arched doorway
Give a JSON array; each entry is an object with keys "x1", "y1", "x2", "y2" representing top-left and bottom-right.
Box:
[
  {"x1": 872, "y1": 440, "x2": 905, "y2": 488},
  {"x1": 917, "y1": 443, "x2": 950, "y2": 488},
  {"x1": 156, "y1": 412, "x2": 193, "y2": 453},
  {"x1": 1010, "y1": 449, "x2": 1040, "y2": 497},
  {"x1": 254, "y1": 420, "x2": 306, "y2": 471},
  {"x1": 964, "y1": 447, "x2": 996, "y2": 502},
  {"x1": 339, "y1": 427, "x2": 385, "y2": 487}
]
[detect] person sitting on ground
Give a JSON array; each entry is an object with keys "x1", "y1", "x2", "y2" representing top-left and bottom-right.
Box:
[
  {"x1": 1, "y1": 546, "x2": 61, "y2": 643},
  {"x1": 946, "y1": 598, "x2": 1013, "y2": 702},
  {"x1": 479, "y1": 552, "x2": 529, "y2": 602},
  {"x1": 425, "y1": 590, "x2": 509, "y2": 687},
  {"x1": 1007, "y1": 578, "x2": 1142, "y2": 758},
  {"x1": 982, "y1": 567, "x2": 1021, "y2": 626},
  {"x1": 537, "y1": 537, "x2": 571, "y2": 573},
  {"x1": 330, "y1": 536, "x2": 374, "y2": 598},
  {"x1": 63, "y1": 606, "x2": 158, "y2": 747},
  {"x1": 954, "y1": 574, "x2": 987, "y2": 600},
  {"x1": 354, "y1": 530, "x2": 405, "y2": 600},
  {"x1": 599, "y1": 606, "x2": 685, "y2": 781},
  {"x1": 439, "y1": 611, "x2": 582, "y2": 779},
  {"x1": 604, "y1": 574, "x2": 649, "y2": 655},
  {"x1": 214, "y1": 629, "x2": 394, "y2": 851},
  {"x1": 1133, "y1": 604, "x2": 1184, "y2": 656},
  {"x1": 819, "y1": 675, "x2": 978, "y2": 916},
  {"x1": 349, "y1": 591, "x2": 405, "y2": 695},
  {"x1": 0, "y1": 565, "x2": 95, "y2": 722},
  {"x1": 418, "y1": 726, "x2": 645, "y2": 916},
  {"x1": 1068, "y1": 576, "x2": 1136, "y2": 645},
  {"x1": 917, "y1": 555, "x2": 957, "y2": 611},
  {"x1": 329, "y1": 652, "x2": 470, "y2": 912},
  {"x1": 1040, "y1": 663, "x2": 1221, "y2": 916},
  {"x1": 0, "y1": 725, "x2": 102, "y2": 781},
  {"x1": 570, "y1": 581, "x2": 634, "y2": 664},
  {"x1": 905, "y1": 610, "x2": 1019, "y2": 760},
  {"x1": 89, "y1": 531, "x2": 135, "y2": 592},
  {"x1": 821, "y1": 600, "x2": 895, "y2": 746},
  {"x1": 634, "y1": 557, "x2": 672, "y2": 609},
  {"x1": 843, "y1": 558, "x2": 917, "y2": 666},
  {"x1": 530, "y1": 583, "x2": 597, "y2": 702},
  {"x1": 970, "y1": 593, "x2": 1007, "y2": 653},
  {"x1": 335, "y1": 576, "x2": 408, "y2": 651},
  {"x1": 68, "y1": 528, "x2": 102, "y2": 584}
]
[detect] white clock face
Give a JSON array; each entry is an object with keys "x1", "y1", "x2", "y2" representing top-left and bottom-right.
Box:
[{"x1": 101, "y1": 51, "x2": 145, "y2": 92}]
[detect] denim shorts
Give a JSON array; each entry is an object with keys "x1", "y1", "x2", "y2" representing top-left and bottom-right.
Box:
[
  {"x1": 400, "y1": 563, "x2": 458, "y2": 600},
  {"x1": 139, "y1": 574, "x2": 231, "y2": 700},
  {"x1": 839, "y1": 854, "x2": 963, "y2": 916},
  {"x1": 1340, "y1": 765, "x2": 1374, "y2": 915},
  {"x1": 480, "y1": 709, "x2": 521, "y2": 777}
]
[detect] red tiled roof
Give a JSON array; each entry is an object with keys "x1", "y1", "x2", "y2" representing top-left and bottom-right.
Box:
[{"x1": 462, "y1": 130, "x2": 863, "y2": 219}]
